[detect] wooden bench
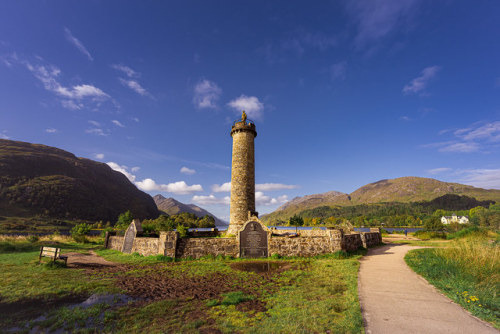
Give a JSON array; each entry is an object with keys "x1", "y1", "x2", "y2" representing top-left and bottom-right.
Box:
[{"x1": 39, "y1": 246, "x2": 68, "y2": 265}]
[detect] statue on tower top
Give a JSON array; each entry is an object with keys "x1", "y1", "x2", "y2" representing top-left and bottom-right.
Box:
[{"x1": 242, "y1": 110, "x2": 247, "y2": 123}]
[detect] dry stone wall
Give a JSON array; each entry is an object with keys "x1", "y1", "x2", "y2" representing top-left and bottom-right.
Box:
[
  {"x1": 106, "y1": 230, "x2": 379, "y2": 258},
  {"x1": 176, "y1": 237, "x2": 238, "y2": 259}
]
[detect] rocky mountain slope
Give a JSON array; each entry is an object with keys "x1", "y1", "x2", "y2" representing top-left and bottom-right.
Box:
[
  {"x1": 153, "y1": 194, "x2": 228, "y2": 226},
  {"x1": 0, "y1": 139, "x2": 158, "y2": 223},
  {"x1": 262, "y1": 176, "x2": 500, "y2": 222}
]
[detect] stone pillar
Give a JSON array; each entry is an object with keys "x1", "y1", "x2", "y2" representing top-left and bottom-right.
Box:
[
  {"x1": 227, "y1": 113, "x2": 257, "y2": 235},
  {"x1": 158, "y1": 231, "x2": 178, "y2": 258}
]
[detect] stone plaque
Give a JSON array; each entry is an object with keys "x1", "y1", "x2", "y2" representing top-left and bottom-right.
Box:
[
  {"x1": 240, "y1": 221, "x2": 268, "y2": 258},
  {"x1": 121, "y1": 225, "x2": 136, "y2": 254}
]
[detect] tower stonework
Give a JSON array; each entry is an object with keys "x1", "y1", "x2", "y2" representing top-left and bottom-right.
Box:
[{"x1": 227, "y1": 112, "x2": 257, "y2": 235}]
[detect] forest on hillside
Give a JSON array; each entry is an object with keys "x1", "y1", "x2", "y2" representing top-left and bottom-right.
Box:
[{"x1": 270, "y1": 195, "x2": 500, "y2": 229}]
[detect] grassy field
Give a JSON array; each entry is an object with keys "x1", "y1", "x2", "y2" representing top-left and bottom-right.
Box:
[
  {"x1": 0, "y1": 235, "x2": 364, "y2": 333},
  {"x1": 404, "y1": 230, "x2": 500, "y2": 329}
]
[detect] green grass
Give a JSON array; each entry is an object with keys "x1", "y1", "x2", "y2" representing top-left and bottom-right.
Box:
[
  {"x1": 405, "y1": 238, "x2": 499, "y2": 329},
  {"x1": 1, "y1": 235, "x2": 365, "y2": 333}
]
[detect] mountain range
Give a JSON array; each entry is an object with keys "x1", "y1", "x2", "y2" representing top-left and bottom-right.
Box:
[
  {"x1": 262, "y1": 176, "x2": 500, "y2": 223},
  {"x1": 153, "y1": 194, "x2": 228, "y2": 226}
]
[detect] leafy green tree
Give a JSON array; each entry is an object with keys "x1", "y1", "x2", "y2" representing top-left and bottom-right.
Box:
[
  {"x1": 424, "y1": 216, "x2": 444, "y2": 232},
  {"x1": 71, "y1": 223, "x2": 91, "y2": 243},
  {"x1": 116, "y1": 210, "x2": 133, "y2": 229}
]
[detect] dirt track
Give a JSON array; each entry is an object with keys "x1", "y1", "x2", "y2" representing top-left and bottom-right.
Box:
[{"x1": 358, "y1": 244, "x2": 498, "y2": 334}]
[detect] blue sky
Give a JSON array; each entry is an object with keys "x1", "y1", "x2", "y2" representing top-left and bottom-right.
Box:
[{"x1": 1, "y1": 1, "x2": 499, "y2": 221}]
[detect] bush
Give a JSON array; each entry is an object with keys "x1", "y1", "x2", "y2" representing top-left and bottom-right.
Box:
[
  {"x1": 27, "y1": 235, "x2": 39, "y2": 243},
  {"x1": 176, "y1": 224, "x2": 188, "y2": 238},
  {"x1": 71, "y1": 223, "x2": 91, "y2": 243},
  {"x1": 116, "y1": 210, "x2": 133, "y2": 230},
  {"x1": 447, "y1": 226, "x2": 487, "y2": 240}
]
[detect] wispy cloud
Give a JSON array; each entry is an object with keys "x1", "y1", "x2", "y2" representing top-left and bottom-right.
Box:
[
  {"x1": 64, "y1": 27, "x2": 93, "y2": 61},
  {"x1": 424, "y1": 121, "x2": 500, "y2": 154},
  {"x1": 192, "y1": 194, "x2": 230, "y2": 205},
  {"x1": 107, "y1": 162, "x2": 203, "y2": 195},
  {"x1": 403, "y1": 66, "x2": 440, "y2": 95},
  {"x1": 45, "y1": 128, "x2": 58, "y2": 133},
  {"x1": 344, "y1": 0, "x2": 421, "y2": 49},
  {"x1": 86, "y1": 120, "x2": 109, "y2": 136},
  {"x1": 180, "y1": 166, "x2": 196, "y2": 175},
  {"x1": 427, "y1": 167, "x2": 451, "y2": 175},
  {"x1": 112, "y1": 120, "x2": 125, "y2": 128},
  {"x1": 111, "y1": 64, "x2": 139, "y2": 78},
  {"x1": 404, "y1": 66, "x2": 440, "y2": 95},
  {"x1": 118, "y1": 78, "x2": 153, "y2": 98},
  {"x1": 193, "y1": 79, "x2": 222, "y2": 109},
  {"x1": 458, "y1": 168, "x2": 500, "y2": 190},
  {"x1": 227, "y1": 95, "x2": 264, "y2": 120},
  {"x1": 256, "y1": 192, "x2": 289, "y2": 206},
  {"x1": 400, "y1": 116, "x2": 412, "y2": 121},
  {"x1": 94, "y1": 153, "x2": 105, "y2": 160}
]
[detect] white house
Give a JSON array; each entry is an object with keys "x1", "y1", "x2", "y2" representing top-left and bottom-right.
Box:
[{"x1": 441, "y1": 213, "x2": 469, "y2": 225}]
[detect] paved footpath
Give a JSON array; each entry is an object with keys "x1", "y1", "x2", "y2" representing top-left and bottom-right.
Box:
[{"x1": 358, "y1": 244, "x2": 499, "y2": 334}]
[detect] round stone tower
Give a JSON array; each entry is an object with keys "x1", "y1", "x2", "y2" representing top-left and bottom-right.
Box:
[{"x1": 227, "y1": 111, "x2": 257, "y2": 235}]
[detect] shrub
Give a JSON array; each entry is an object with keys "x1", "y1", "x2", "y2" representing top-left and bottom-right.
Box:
[
  {"x1": 27, "y1": 235, "x2": 39, "y2": 243},
  {"x1": 176, "y1": 224, "x2": 188, "y2": 238},
  {"x1": 206, "y1": 299, "x2": 219, "y2": 307},
  {"x1": 71, "y1": 223, "x2": 91, "y2": 243},
  {"x1": 447, "y1": 226, "x2": 487, "y2": 240},
  {"x1": 116, "y1": 210, "x2": 133, "y2": 230}
]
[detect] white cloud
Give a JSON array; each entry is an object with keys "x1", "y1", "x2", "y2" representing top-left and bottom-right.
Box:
[
  {"x1": 107, "y1": 162, "x2": 136, "y2": 182},
  {"x1": 427, "y1": 167, "x2": 451, "y2": 175},
  {"x1": 329, "y1": 61, "x2": 347, "y2": 81},
  {"x1": 439, "y1": 142, "x2": 479, "y2": 153},
  {"x1": 61, "y1": 100, "x2": 83, "y2": 110},
  {"x1": 64, "y1": 27, "x2": 93, "y2": 61},
  {"x1": 88, "y1": 120, "x2": 101, "y2": 127},
  {"x1": 212, "y1": 182, "x2": 298, "y2": 192},
  {"x1": 45, "y1": 128, "x2": 58, "y2": 133},
  {"x1": 131, "y1": 167, "x2": 140, "y2": 172},
  {"x1": 85, "y1": 128, "x2": 108, "y2": 136},
  {"x1": 107, "y1": 162, "x2": 202, "y2": 194},
  {"x1": 119, "y1": 78, "x2": 152, "y2": 98},
  {"x1": 227, "y1": 95, "x2": 264, "y2": 120},
  {"x1": 344, "y1": 0, "x2": 421, "y2": 48},
  {"x1": 180, "y1": 166, "x2": 196, "y2": 175},
  {"x1": 0, "y1": 131, "x2": 10, "y2": 139},
  {"x1": 193, "y1": 79, "x2": 222, "y2": 109},
  {"x1": 94, "y1": 153, "x2": 105, "y2": 160},
  {"x1": 400, "y1": 116, "x2": 412, "y2": 121},
  {"x1": 455, "y1": 121, "x2": 500, "y2": 142},
  {"x1": 112, "y1": 120, "x2": 125, "y2": 128},
  {"x1": 192, "y1": 194, "x2": 230, "y2": 205},
  {"x1": 459, "y1": 169, "x2": 500, "y2": 190},
  {"x1": 403, "y1": 66, "x2": 440, "y2": 95},
  {"x1": 212, "y1": 182, "x2": 232, "y2": 192},
  {"x1": 256, "y1": 192, "x2": 289, "y2": 206},
  {"x1": 135, "y1": 179, "x2": 203, "y2": 194},
  {"x1": 132, "y1": 117, "x2": 139, "y2": 122},
  {"x1": 111, "y1": 64, "x2": 139, "y2": 78}
]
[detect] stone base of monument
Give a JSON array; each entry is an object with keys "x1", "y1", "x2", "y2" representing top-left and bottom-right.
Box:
[{"x1": 106, "y1": 220, "x2": 382, "y2": 259}]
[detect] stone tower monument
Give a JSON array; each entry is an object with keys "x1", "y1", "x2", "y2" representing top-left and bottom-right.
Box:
[{"x1": 227, "y1": 111, "x2": 257, "y2": 235}]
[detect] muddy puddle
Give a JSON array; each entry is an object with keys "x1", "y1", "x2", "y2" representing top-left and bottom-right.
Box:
[{"x1": 230, "y1": 261, "x2": 292, "y2": 274}]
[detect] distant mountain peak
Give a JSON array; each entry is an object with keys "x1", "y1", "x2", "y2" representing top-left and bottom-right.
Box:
[{"x1": 153, "y1": 194, "x2": 228, "y2": 225}]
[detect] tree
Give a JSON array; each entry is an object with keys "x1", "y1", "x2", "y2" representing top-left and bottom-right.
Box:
[
  {"x1": 288, "y1": 214, "x2": 304, "y2": 232},
  {"x1": 424, "y1": 216, "x2": 444, "y2": 232},
  {"x1": 116, "y1": 210, "x2": 133, "y2": 229}
]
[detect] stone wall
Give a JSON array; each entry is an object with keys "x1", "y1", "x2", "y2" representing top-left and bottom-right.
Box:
[
  {"x1": 106, "y1": 229, "x2": 380, "y2": 258},
  {"x1": 108, "y1": 236, "x2": 124, "y2": 251},
  {"x1": 132, "y1": 237, "x2": 159, "y2": 257},
  {"x1": 270, "y1": 228, "x2": 332, "y2": 237},
  {"x1": 360, "y1": 232, "x2": 382, "y2": 248},
  {"x1": 343, "y1": 234, "x2": 363, "y2": 252},
  {"x1": 176, "y1": 237, "x2": 238, "y2": 259}
]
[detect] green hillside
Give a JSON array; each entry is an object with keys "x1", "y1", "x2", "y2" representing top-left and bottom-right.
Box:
[
  {"x1": 262, "y1": 177, "x2": 500, "y2": 224},
  {"x1": 0, "y1": 139, "x2": 158, "y2": 232}
]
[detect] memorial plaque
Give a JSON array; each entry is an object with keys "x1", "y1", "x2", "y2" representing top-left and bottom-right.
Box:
[
  {"x1": 121, "y1": 225, "x2": 136, "y2": 254},
  {"x1": 240, "y1": 221, "x2": 268, "y2": 258}
]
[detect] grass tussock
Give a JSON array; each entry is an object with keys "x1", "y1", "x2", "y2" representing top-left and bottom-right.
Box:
[{"x1": 405, "y1": 236, "x2": 500, "y2": 328}]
